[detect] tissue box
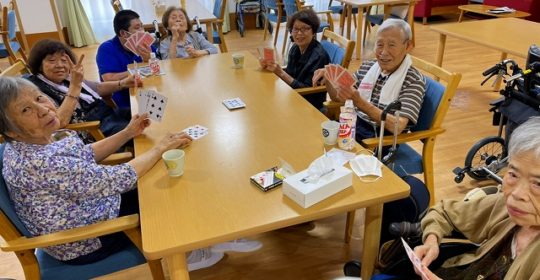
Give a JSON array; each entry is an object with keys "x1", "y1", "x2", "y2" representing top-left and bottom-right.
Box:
[{"x1": 283, "y1": 166, "x2": 353, "y2": 208}]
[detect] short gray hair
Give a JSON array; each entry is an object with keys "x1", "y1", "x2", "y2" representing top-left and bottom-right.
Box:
[
  {"x1": 508, "y1": 117, "x2": 540, "y2": 160},
  {"x1": 377, "y1": 18, "x2": 412, "y2": 42},
  {"x1": 0, "y1": 77, "x2": 39, "y2": 141}
]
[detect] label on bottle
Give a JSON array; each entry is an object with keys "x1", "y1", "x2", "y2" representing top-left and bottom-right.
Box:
[
  {"x1": 338, "y1": 113, "x2": 355, "y2": 150},
  {"x1": 149, "y1": 59, "x2": 160, "y2": 75}
]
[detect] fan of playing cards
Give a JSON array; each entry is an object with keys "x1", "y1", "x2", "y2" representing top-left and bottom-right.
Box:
[
  {"x1": 124, "y1": 31, "x2": 155, "y2": 56},
  {"x1": 325, "y1": 64, "x2": 357, "y2": 88},
  {"x1": 137, "y1": 89, "x2": 168, "y2": 122}
]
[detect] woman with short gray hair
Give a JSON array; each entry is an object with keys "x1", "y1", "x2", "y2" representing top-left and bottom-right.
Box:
[{"x1": 0, "y1": 76, "x2": 192, "y2": 264}]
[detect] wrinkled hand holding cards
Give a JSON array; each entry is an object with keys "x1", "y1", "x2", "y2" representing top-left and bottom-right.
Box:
[
  {"x1": 401, "y1": 238, "x2": 429, "y2": 279},
  {"x1": 137, "y1": 89, "x2": 168, "y2": 122},
  {"x1": 325, "y1": 64, "x2": 356, "y2": 88},
  {"x1": 183, "y1": 125, "x2": 208, "y2": 140}
]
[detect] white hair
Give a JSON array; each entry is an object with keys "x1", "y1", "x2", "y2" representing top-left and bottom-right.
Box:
[
  {"x1": 508, "y1": 116, "x2": 540, "y2": 160},
  {"x1": 377, "y1": 18, "x2": 412, "y2": 42}
]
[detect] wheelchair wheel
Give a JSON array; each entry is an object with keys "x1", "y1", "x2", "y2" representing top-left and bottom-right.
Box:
[{"x1": 464, "y1": 136, "x2": 507, "y2": 181}]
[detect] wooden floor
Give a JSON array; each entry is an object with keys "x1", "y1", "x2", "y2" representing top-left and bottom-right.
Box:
[{"x1": 0, "y1": 14, "x2": 527, "y2": 279}]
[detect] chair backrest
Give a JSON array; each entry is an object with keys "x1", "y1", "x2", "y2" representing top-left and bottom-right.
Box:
[
  {"x1": 262, "y1": 0, "x2": 279, "y2": 11},
  {"x1": 3, "y1": 8, "x2": 16, "y2": 40},
  {"x1": 0, "y1": 58, "x2": 30, "y2": 77},
  {"x1": 213, "y1": 0, "x2": 227, "y2": 19},
  {"x1": 0, "y1": 6, "x2": 27, "y2": 64},
  {"x1": 111, "y1": 0, "x2": 123, "y2": 13},
  {"x1": 282, "y1": 0, "x2": 298, "y2": 18},
  {"x1": 409, "y1": 55, "x2": 461, "y2": 132},
  {"x1": 0, "y1": 144, "x2": 33, "y2": 239},
  {"x1": 320, "y1": 29, "x2": 355, "y2": 68}
]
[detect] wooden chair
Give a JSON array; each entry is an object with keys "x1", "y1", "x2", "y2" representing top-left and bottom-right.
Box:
[
  {"x1": 341, "y1": 56, "x2": 461, "y2": 243},
  {"x1": 0, "y1": 144, "x2": 164, "y2": 280},
  {"x1": 262, "y1": 0, "x2": 287, "y2": 47},
  {"x1": 295, "y1": 29, "x2": 354, "y2": 116},
  {"x1": 211, "y1": 0, "x2": 228, "y2": 52},
  {"x1": 328, "y1": 0, "x2": 358, "y2": 36},
  {"x1": 363, "y1": 3, "x2": 417, "y2": 47},
  {"x1": 0, "y1": 58, "x2": 29, "y2": 76},
  {"x1": 111, "y1": 0, "x2": 123, "y2": 13},
  {"x1": 0, "y1": 6, "x2": 27, "y2": 65},
  {"x1": 281, "y1": 0, "x2": 334, "y2": 55}
]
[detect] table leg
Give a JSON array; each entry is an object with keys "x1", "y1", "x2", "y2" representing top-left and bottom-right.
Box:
[
  {"x1": 494, "y1": 52, "x2": 508, "y2": 91},
  {"x1": 167, "y1": 253, "x2": 190, "y2": 280},
  {"x1": 355, "y1": 7, "x2": 364, "y2": 60},
  {"x1": 206, "y1": 23, "x2": 214, "y2": 44},
  {"x1": 346, "y1": 4, "x2": 352, "y2": 40},
  {"x1": 458, "y1": 10, "x2": 464, "y2": 22},
  {"x1": 435, "y1": 33, "x2": 447, "y2": 81},
  {"x1": 360, "y1": 204, "x2": 383, "y2": 280}
]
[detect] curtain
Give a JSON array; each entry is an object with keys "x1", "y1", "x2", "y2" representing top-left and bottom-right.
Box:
[{"x1": 64, "y1": 0, "x2": 97, "y2": 47}]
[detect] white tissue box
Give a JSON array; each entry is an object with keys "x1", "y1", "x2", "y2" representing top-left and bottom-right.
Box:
[{"x1": 283, "y1": 166, "x2": 353, "y2": 208}]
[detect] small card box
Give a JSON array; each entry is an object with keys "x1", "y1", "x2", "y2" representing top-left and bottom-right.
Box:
[
  {"x1": 283, "y1": 166, "x2": 352, "y2": 208},
  {"x1": 250, "y1": 166, "x2": 284, "y2": 192}
]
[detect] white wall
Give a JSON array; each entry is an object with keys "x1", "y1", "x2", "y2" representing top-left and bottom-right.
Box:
[{"x1": 16, "y1": 0, "x2": 59, "y2": 34}]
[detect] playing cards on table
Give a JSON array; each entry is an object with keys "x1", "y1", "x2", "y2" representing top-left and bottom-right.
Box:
[
  {"x1": 325, "y1": 64, "x2": 357, "y2": 88},
  {"x1": 182, "y1": 125, "x2": 208, "y2": 140},
  {"x1": 137, "y1": 89, "x2": 168, "y2": 122},
  {"x1": 124, "y1": 31, "x2": 155, "y2": 56},
  {"x1": 222, "y1": 97, "x2": 246, "y2": 110}
]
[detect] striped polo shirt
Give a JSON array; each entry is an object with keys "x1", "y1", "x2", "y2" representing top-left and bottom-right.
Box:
[{"x1": 353, "y1": 59, "x2": 426, "y2": 125}]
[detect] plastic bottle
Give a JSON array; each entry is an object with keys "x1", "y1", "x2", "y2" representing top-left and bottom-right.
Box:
[
  {"x1": 337, "y1": 99, "x2": 357, "y2": 150},
  {"x1": 149, "y1": 52, "x2": 161, "y2": 75}
]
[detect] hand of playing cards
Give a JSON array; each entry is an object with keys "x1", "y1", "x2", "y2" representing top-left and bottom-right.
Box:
[
  {"x1": 401, "y1": 238, "x2": 430, "y2": 279},
  {"x1": 124, "y1": 31, "x2": 155, "y2": 56},
  {"x1": 137, "y1": 89, "x2": 168, "y2": 122},
  {"x1": 325, "y1": 64, "x2": 357, "y2": 88}
]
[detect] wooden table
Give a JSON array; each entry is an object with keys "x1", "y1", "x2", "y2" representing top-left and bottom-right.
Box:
[
  {"x1": 430, "y1": 18, "x2": 540, "y2": 89},
  {"x1": 458, "y1": 4, "x2": 531, "y2": 23},
  {"x1": 335, "y1": 0, "x2": 416, "y2": 60},
  {"x1": 127, "y1": 0, "x2": 218, "y2": 43},
  {"x1": 130, "y1": 52, "x2": 410, "y2": 280}
]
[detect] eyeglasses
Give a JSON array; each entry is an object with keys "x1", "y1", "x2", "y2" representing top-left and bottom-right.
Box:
[{"x1": 291, "y1": 27, "x2": 312, "y2": 34}]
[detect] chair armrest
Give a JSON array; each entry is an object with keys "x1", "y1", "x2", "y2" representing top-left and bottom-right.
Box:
[
  {"x1": 295, "y1": 85, "x2": 327, "y2": 96},
  {"x1": 101, "y1": 152, "x2": 134, "y2": 165},
  {"x1": 66, "y1": 121, "x2": 101, "y2": 130},
  {"x1": 0, "y1": 214, "x2": 140, "y2": 252},
  {"x1": 361, "y1": 128, "x2": 446, "y2": 148}
]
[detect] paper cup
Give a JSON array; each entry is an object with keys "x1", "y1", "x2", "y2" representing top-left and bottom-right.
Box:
[
  {"x1": 162, "y1": 149, "x2": 185, "y2": 177},
  {"x1": 232, "y1": 53, "x2": 244, "y2": 69},
  {"x1": 321, "y1": 120, "x2": 340, "y2": 145}
]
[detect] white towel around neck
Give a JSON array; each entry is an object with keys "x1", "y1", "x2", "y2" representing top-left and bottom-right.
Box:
[
  {"x1": 37, "y1": 74, "x2": 102, "y2": 104},
  {"x1": 357, "y1": 54, "x2": 412, "y2": 107}
]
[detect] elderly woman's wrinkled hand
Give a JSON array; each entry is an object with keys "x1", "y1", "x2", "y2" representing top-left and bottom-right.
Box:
[
  {"x1": 67, "y1": 53, "x2": 84, "y2": 88},
  {"x1": 312, "y1": 68, "x2": 326, "y2": 86},
  {"x1": 414, "y1": 234, "x2": 440, "y2": 267},
  {"x1": 159, "y1": 132, "x2": 192, "y2": 152},
  {"x1": 124, "y1": 113, "x2": 151, "y2": 138}
]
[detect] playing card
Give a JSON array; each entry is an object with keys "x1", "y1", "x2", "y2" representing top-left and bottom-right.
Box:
[
  {"x1": 183, "y1": 125, "x2": 209, "y2": 140},
  {"x1": 146, "y1": 90, "x2": 168, "y2": 122},
  {"x1": 263, "y1": 47, "x2": 275, "y2": 63},
  {"x1": 222, "y1": 97, "x2": 246, "y2": 110},
  {"x1": 336, "y1": 69, "x2": 356, "y2": 88},
  {"x1": 124, "y1": 39, "x2": 138, "y2": 55},
  {"x1": 401, "y1": 238, "x2": 429, "y2": 279},
  {"x1": 138, "y1": 32, "x2": 155, "y2": 49},
  {"x1": 137, "y1": 90, "x2": 147, "y2": 115}
]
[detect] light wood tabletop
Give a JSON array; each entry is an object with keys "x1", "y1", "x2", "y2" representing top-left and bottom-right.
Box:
[
  {"x1": 127, "y1": 0, "x2": 218, "y2": 43},
  {"x1": 458, "y1": 4, "x2": 531, "y2": 23},
  {"x1": 430, "y1": 17, "x2": 540, "y2": 89},
  {"x1": 335, "y1": 0, "x2": 416, "y2": 60},
  {"x1": 130, "y1": 52, "x2": 410, "y2": 280}
]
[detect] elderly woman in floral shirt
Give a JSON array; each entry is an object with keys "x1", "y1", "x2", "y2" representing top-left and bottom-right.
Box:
[{"x1": 0, "y1": 77, "x2": 191, "y2": 264}]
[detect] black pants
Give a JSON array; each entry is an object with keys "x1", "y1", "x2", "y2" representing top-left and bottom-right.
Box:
[{"x1": 63, "y1": 189, "x2": 139, "y2": 265}]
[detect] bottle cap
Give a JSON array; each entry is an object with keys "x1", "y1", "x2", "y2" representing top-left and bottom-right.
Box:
[{"x1": 150, "y1": 52, "x2": 156, "y2": 59}]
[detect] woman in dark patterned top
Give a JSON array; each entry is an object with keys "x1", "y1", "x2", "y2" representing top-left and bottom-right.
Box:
[
  {"x1": 26, "y1": 39, "x2": 141, "y2": 143},
  {"x1": 259, "y1": 9, "x2": 330, "y2": 110}
]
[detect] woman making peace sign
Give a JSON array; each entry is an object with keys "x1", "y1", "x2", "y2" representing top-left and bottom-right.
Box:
[{"x1": 26, "y1": 39, "x2": 142, "y2": 143}]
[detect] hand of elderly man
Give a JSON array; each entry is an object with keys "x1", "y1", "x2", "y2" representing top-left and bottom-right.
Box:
[
  {"x1": 414, "y1": 234, "x2": 440, "y2": 267},
  {"x1": 158, "y1": 132, "x2": 192, "y2": 152},
  {"x1": 335, "y1": 83, "x2": 358, "y2": 102}
]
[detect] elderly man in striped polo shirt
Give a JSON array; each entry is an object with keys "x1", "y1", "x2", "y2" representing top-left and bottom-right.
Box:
[{"x1": 314, "y1": 18, "x2": 425, "y2": 146}]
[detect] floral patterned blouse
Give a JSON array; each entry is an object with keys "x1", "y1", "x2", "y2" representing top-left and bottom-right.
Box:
[{"x1": 2, "y1": 132, "x2": 137, "y2": 261}]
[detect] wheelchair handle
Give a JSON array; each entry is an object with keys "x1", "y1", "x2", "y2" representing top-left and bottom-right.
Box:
[{"x1": 381, "y1": 100, "x2": 402, "y2": 122}]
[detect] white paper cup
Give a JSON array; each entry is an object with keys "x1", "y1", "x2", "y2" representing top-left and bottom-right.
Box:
[
  {"x1": 162, "y1": 149, "x2": 185, "y2": 177},
  {"x1": 232, "y1": 53, "x2": 244, "y2": 69},
  {"x1": 321, "y1": 120, "x2": 340, "y2": 145}
]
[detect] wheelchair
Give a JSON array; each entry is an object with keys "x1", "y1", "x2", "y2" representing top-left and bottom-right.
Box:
[{"x1": 453, "y1": 47, "x2": 540, "y2": 184}]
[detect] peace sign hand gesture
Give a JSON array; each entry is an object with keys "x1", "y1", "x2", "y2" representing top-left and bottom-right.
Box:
[{"x1": 67, "y1": 53, "x2": 85, "y2": 89}]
